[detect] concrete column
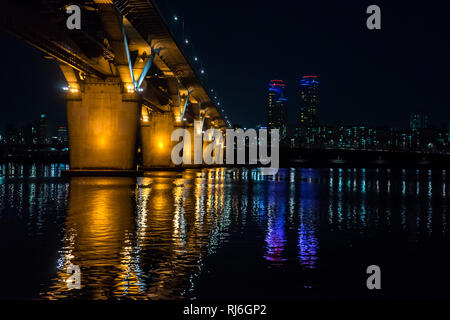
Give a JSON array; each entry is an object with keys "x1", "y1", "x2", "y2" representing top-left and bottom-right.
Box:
[
  {"x1": 182, "y1": 126, "x2": 197, "y2": 168},
  {"x1": 66, "y1": 78, "x2": 139, "y2": 170},
  {"x1": 141, "y1": 112, "x2": 176, "y2": 168},
  {"x1": 202, "y1": 121, "x2": 225, "y2": 167}
]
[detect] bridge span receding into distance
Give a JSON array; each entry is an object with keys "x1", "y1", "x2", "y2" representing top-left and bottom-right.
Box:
[{"x1": 0, "y1": 0, "x2": 229, "y2": 172}]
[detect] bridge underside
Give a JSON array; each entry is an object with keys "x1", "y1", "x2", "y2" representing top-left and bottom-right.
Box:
[{"x1": 1, "y1": 0, "x2": 229, "y2": 170}]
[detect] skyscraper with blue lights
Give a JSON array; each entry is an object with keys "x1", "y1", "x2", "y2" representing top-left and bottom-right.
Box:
[
  {"x1": 299, "y1": 75, "x2": 319, "y2": 128},
  {"x1": 295, "y1": 75, "x2": 319, "y2": 146},
  {"x1": 267, "y1": 80, "x2": 287, "y2": 139}
]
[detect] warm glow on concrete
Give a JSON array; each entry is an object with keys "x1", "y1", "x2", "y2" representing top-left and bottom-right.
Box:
[
  {"x1": 141, "y1": 112, "x2": 176, "y2": 168},
  {"x1": 98, "y1": 136, "x2": 107, "y2": 148},
  {"x1": 141, "y1": 106, "x2": 149, "y2": 122},
  {"x1": 67, "y1": 79, "x2": 139, "y2": 170}
]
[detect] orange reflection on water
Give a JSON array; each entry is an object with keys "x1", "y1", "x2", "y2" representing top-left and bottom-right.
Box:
[
  {"x1": 42, "y1": 170, "x2": 229, "y2": 299},
  {"x1": 42, "y1": 177, "x2": 140, "y2": 299}
]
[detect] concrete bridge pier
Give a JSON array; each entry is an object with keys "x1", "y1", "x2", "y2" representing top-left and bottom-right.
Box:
[
  {"x1": 181, "y1": 126, "x2": 199, "y2": 169},
  {"x1": 66, "y1": 78, "x2": 140, "y2": 170},
  {"x1": 180, "y1": 121, "x2": 224, "y2": 169},
  {"x1": 140, "y1": 111, "x2": 177, "y2": 168}
]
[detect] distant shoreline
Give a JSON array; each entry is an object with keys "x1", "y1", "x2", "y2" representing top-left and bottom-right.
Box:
[{"x1": 1, "y1": 145, "x2": 450, "y2": 170}]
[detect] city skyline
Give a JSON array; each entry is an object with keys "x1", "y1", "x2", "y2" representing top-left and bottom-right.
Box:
[
  {"x1": 152, "y1": 0, "x2": 450, "y2": 129},
  {"x1": 267, "y1": 79, "x2": 288, "y2": 139},
  {"x1": 2, "y1": 77, "x2": 449, "y2": 144},
  {"x1": 1, "y1": 69, "x2": 448, "y2": 134},
  {"x1": 0, "y1": 112, "x2": 68, "y2": 145},
  {"x1": 1, "y1": 1, "x2": 450, "y2": 131}
]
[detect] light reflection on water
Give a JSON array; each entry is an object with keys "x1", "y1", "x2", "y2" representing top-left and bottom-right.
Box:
[{"x1": 0, "y1": 163, "x2": 449, "y2": 299}]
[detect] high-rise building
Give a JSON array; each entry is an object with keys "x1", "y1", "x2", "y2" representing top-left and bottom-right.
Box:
[
  {"x1": 22, "y1": 123, "x2": 37, "y2": 144},
  {"x1": 299, "y1": 75, "x2": 319, "y2": 128},
  {"x1": 294, "y1": 75, "x2": 319, "y2": 146},
  {"x1": 37, "y1": 114, "x2": 49, "y2": 144},
  {"x1": 410, "y1": 112, "x2": 429, "y2": 131},
  {"x1": 57, "y1": 126, "x2": 69, "y2": 144},
  {"x1": 267, "y1": 80, "x2": 287, "y2": 139}
]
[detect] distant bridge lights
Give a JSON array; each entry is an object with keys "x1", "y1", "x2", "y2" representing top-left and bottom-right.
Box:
[{"x1": 165, "y1": 11, "x2": 231, "y2": 128}]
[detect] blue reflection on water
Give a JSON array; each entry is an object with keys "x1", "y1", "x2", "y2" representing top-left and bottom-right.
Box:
[
  {"x1": 264, "y1": 182, "x2": 287, "y2": 265},
  {"x1": 0, "y1": 164, "x2": 449, "y2": 299}
]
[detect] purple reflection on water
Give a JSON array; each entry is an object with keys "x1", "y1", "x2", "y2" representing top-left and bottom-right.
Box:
[
  {"x1": 298, "y1": 223, "x2": 318, "y2": 269},
  {"x1": 297, "y1": 171, "x2": 319, "y2": 269},
  {"x1": 265, "y1": 210, "x2": 287, "y2": 265},
  {"x1": 264, "y1": 177, "x2": 287, "y2": 266}
]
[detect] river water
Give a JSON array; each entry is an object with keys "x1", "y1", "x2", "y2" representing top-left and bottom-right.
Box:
[{"x1": 0, "y1": 163, "x2": 449, "y2": 299}]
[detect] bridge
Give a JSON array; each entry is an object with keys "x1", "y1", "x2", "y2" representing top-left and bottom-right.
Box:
[{"x1": 0, "y1": 0, "x2": 229, "y2": 171}]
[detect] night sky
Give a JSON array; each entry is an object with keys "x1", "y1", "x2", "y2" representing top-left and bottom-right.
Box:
[{"x1": 1, "y1": 0, "x2": 449, "y2": 132}]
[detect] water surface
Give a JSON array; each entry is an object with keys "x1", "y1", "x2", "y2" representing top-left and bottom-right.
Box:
[{"x1": 0, "y1": 163, "x2": 449, "y2": 299}]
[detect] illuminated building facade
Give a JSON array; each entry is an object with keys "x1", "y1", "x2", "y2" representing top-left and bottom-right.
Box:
[
  {"x1": 292, "y1": 125, "x2": 450, "y2": 153},
  {"x1": 302, "y1": 125, "x2": 378, "y2": 150},
  {"x1": 22, "y1": 123, "x2": 37, "y2": 144},
  {"x1": 37, "y1": 114, "x2": 49, "y2": 144},
  {"x1": 267, "y1": 80, "x2": 287, "y2": 139},
  {"x1": 410, "y1": 112, "x2": 429, "y2": 131},
  {"x1": 299, "y1": 76, "x2": 319, "y2": 128},
  {"x1": 295, "y1": 76, "x2": 319, "y2": 146},
  {"x1": 57, "y1": 126, "x2": 69, "y2": 144}
]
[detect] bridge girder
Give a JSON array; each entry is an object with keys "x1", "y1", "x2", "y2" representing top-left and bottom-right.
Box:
[{"x1": 0, "y1": 0, "x2": 228, "y2": 127}]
